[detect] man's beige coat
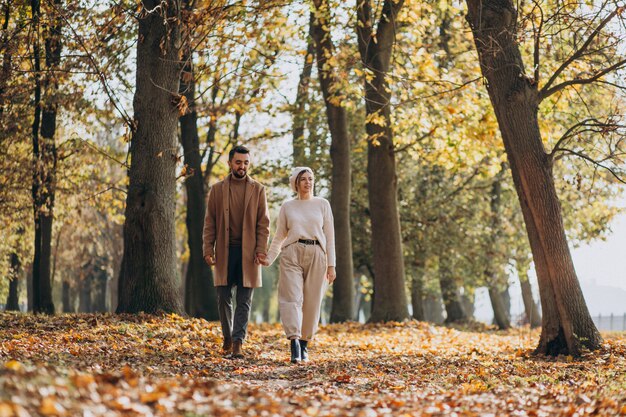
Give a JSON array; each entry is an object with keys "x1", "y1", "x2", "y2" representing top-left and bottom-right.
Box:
[{"x1": 202, "y1": 175, "x2": 270, "y2": 288}]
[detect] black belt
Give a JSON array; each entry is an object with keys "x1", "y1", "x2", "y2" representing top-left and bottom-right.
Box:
[{"x1": 298, "y1": 239, "x2": 320, "y2": 245}]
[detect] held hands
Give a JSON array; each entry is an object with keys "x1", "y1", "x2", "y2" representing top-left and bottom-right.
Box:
[
  {"x1": 255, "y1": 252, "x2": 269, "y2": 266},
  {"x1": 204, "y1": 255, "x2": 216, "y2": 266},
  {"x1": 326, "y1": 266, "x2": 336, "y2": 284}
]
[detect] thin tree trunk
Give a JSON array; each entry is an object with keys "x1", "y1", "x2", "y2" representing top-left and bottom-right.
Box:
[
  {"x1": 465, "y1": 0, "x2": 602, "y2": 355},
  {"x1": 489, "y1": 286, "x2": 511, "y2": 329},
  {"x1": 410, "y1": 251, "x2": 426, "y2": 321},
  {"x1": 292, "y1": 19, "x2": 315, "y2": 166},
  {"x1": 31, "y1": 0, "x2": 60, "y2": 314},
  {"x1": 439, "y1": 259, "x2": 466, "y2": 323},
  {"x1": 486, "y1": 169, "x2": 511, "y2": 329},
  {"x1": 79, "y1": 274, "x2": 92, "y2": 313},
  {"x1": 179, "y1": 0, "x2": 218, "y2": 320},
  {"x1": 356, "y1": 0, "x2": 408, "y2": 322},
  {"x1": 310, "y1": 3, "x2": 355, "y2": 322},
  {"x1": 117, "y1": 0, "x2": 184, "y2": 314},
  {"x1": 518, "y1": 260, "x2": 542, "y2": 327},
  {"x1": 62, "y1": 279, "x2": 73, "y2": 313},
  {"x1": 423, "y1": 293, "x2": 444, "y2": 324},
  {"x1": 6, "y1": 252, "x2": 21, "y2": 311}
]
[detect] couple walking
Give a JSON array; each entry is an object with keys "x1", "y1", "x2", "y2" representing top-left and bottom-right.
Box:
[{"x1": 202, "y1": 145, "x2": 336, "y2": 363}]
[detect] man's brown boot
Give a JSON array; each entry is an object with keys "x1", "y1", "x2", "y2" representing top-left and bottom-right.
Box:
[
  {"x1": 231, "y1": 340, "x2": 244, "y2": 359},
  {"x1": 222, "y1": 338, "x2": 232, "y2": 355}
]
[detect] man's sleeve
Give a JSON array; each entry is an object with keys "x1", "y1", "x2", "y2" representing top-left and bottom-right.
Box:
[
  {"x1": 202, "y1": 186, "x2": 217, "y2": 258},
  {"x1": 255, "y1": 186, "x2": 270, "y2": 254}
]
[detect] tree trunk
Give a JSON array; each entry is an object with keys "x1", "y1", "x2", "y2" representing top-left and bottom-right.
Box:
[
  {"x1": 486, "y1": 170, "x2": 510, "y2": 329},
  {"x1": 423, "y1": 293, "x2": 444, "y2": 324},
  {"x1": 410, "y1": 273, "x2": 425, "y2": 321},
  {"x1": 79, "y1": 275, "x2": 92, "y2": 313},
  {"x1": 6, "y1": 252, "x2": 21, "y2": 311},
  {"x1": 62, "y1": 280, "x2": 73, "y2": 313},
  {"x1": 518, "y1": 260, "x2": 542, "y2": 327},
  {"x1": 357, "y1": 0, "x2": 408, "y2": 322},
  {"x1": 292, "y1": 17, "x2": 315, "y2": 166},
  {"x1": 489, "y1": 286, "x2": 511, "y2": 329},
  {"x1": 31, "y1": 0, "x2": 61, "y2": 315},
  {"x1": 0, "y1": 0, "x2": 12, "y2": 118},
  {"x1": 439, "y1": 260, "x2": 466, "y2": 323},
  {"x1": 311, "y1": 3, "x2": 355, "y2": 323},
  {"x1": 410, "y1": 251, "x2": 426, "y2": 321},
  {"x1": 461, "y1": 291, "x2": 475, "y2": 320},
  {"x1": 179, "y1": 0, "x2": 218, "y2": 320},
  {"x1": 465, "y1": 0, "x2": 602, "y2": 355},
  {"x1": 117, "y1": 0, "x2": 184, "y2": 314}
]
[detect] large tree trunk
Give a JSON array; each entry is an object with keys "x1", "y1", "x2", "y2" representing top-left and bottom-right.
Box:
[
  {"x1": 117, "y1": 0, "x2": 184, "y2": 314},
  {"x1": 439, "y1": 260, "x2": 466, "y2": 323},
  {"x1": 357, "y1": 0, "x2": 408, "y2": 322},
  {"x1": 6, "y1": 252, "x2": 21, "y2": 311},
  {"x1": 518, "y1": 260, "x2": 542, "y2": 327},
  {"x1": 31, "y1": 0, "x2": 61, "y2": 314},
  {"x1": 465, "y1": 0, "x2": 602, "y2": 355},
  {"x1": 179, "y1": 0, "x2": 218, "y2": 321},
  {"x1": 311, "y1": 3, "x2": 355, "y2": 323},
  {"x1": 292, "y1": 17, "x2": 315, "y2": 166}
]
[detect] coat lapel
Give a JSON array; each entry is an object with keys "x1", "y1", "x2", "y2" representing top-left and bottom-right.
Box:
[{"x1": 244, "y1": 176, "x2": 254, "y2": 213}]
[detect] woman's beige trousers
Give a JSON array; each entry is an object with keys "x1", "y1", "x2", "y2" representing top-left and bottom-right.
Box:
[{"x1": 278, "y1": 242, "x2": 328, "y2": 340}]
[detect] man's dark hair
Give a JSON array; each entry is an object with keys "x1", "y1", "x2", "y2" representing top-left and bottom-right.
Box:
[{"x1": 229, "y1": 145, "x2": 250, "y2": 161}]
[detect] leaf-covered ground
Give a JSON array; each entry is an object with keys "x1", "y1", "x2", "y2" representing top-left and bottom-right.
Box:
[{"x1": 0, "y1": 313, "x2": 625, "y2": 416}]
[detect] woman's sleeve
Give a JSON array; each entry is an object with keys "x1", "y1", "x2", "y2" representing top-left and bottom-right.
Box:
[
  {"x1": 323, "y1": 200, "x2": 336, "y2": 267},
  {"x1": 266, "y1": 204, "x2": 289, "y2": 266}
]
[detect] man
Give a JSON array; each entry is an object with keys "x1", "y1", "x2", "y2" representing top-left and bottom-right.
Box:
[{"x1": 202, "y1": 145, "x2": 270, "y2": 358}]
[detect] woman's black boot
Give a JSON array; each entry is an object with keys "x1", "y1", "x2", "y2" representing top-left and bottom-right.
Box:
[
  {"x1": 290, "y1": 339, "x2": 301, "y2": 363},
  {"x1": 300, "y1": 340, "x2": 308, "y2": 362}
]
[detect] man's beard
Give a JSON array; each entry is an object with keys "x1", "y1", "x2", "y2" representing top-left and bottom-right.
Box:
[{"x1": 232, "y1": 168, "x2": 247, "y2": 179}]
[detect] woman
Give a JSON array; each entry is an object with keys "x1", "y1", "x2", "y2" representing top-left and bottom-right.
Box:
[{"x1": 262, "y1": 166, "x2": 336, "y2": 363}]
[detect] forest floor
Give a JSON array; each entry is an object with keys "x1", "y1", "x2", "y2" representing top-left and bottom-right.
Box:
[{"x1": 0, "y1": 313, "x2": 625, "y2": 416}]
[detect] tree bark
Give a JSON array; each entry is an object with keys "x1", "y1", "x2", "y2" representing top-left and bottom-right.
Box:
[
  {"x1": 518, "y1": 260, "x2": 542, "y2": 327},
  {"x1": 0, "y1": 0, "x2": 13, "y2": 118},
  {"x1": 31, "y1": 0, "x2": 60, "y2": 314},
  {"x1": 356, "y1": 0, "x2": 408, "y2": 322},
  {"x1": 117, "y1": 0, "x2": 184, "y2": 314},
  {"x1": 465, "y1": 0, "x2": 602, "y2": 355},
  {"x1": 439, "y1": 259, "x2": 466, "y2": 323},
  {"x1": 311, "y1": 3, "x2": 355, "y2": 322},
  {"x1": 179, "y1": 0, "x2": 218, "y2": 321}
]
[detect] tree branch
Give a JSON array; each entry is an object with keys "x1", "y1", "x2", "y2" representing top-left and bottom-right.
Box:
[
  {"x1": 539, "y1": 8, "x2": 619, "y2": 99},
  {"x1": 553, "y1": 148, "x2": 626, "y2": 184},
  {"x1": 540, "y1": 58, "x2": 626, "y2": 101}
]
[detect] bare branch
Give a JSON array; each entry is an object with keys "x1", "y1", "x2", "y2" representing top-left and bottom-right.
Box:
[
  {"x1": 539, "y1": 8, "x2": 620, "y2": 99},
  {"x1": 553, "y1": 148, "x2": 626, "y2": 184},
  {"x1": 540, "y1": 58, "x2": 626, "y2": 101}
]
